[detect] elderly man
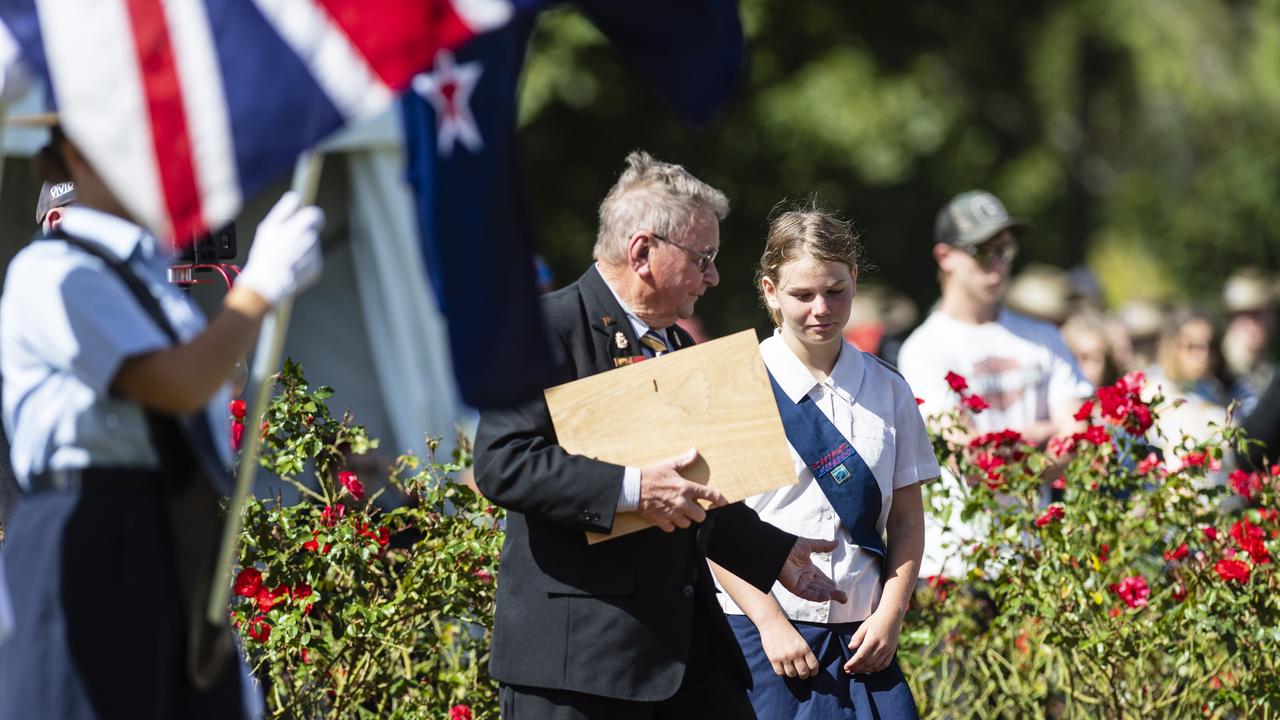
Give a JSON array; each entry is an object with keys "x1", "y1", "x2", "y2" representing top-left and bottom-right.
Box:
[{"x1": 474, "y1": 151, "x2": 843, "y2": 719}]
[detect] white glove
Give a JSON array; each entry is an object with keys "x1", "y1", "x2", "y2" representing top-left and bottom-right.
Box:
[{"x1": 235, "y1": 191, "x2": 325, "y2": 306}]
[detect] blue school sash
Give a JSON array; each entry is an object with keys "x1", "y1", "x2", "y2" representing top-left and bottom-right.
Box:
[{"x1": 768, "y1": 370, "x2": 885, "y2": 558}]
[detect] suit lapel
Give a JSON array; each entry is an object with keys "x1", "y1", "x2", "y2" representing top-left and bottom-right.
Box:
[{"x1": 578, "y1": 266, "x2": 645, "y2": 372}]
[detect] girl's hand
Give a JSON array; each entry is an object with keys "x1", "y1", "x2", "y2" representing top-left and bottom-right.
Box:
[
  {"x1": 844, "y1": 610, "x2": 902, "y2": 674},
  {"x1": 759, "y1": 616, "x2": 819, "y2": 679}
]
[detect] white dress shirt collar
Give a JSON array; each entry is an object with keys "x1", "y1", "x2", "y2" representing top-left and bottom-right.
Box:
[
  {"x1": 596, "y1": 263, "x2": 666, "y2": 345},
  {"x1": 57, "y1": 207, "x2": 157, "y2": 261},
  {"x1": 761, "y1": 330, "x2": 865, "y2": 406}
]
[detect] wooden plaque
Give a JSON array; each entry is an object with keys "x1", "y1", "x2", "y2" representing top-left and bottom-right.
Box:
[{"x1": 544, "y1": 329, "x2": 797, "y2": 543}]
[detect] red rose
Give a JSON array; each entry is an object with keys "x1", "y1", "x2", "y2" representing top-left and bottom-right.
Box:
[
  {"x1": 320, "y1": 505, "x2": 345, "y2": 528},
  {"x1": 1229, "y1": 470, "x2": 1262, "y2": 501},
  {"x1": 248, "y1": 615, "x2": 271, "y2": 643},
  {"x1": 302, "y1": 533, "x2": 320, "y2": 553},
  {"x1": 230, "y1": 420, "x2": 244, "y2": 451},
  {"x1": 1113, "y1": 575, "x2": 1149, "y2": 608},
  {"x1": 293, "y1": 583, "x2": 312, "y2": 600},
  {"x1": 1203, "y1": 526, "x2": 1218, "y2": 542},
  {"x1": 1035, "y1": 505, "x2": 1065, "y2": 528},
  {"x1": 945, "y1": 371, "x2": 969, "y2": 393},
  {"x1": 233, "y1": 567, "x2": 262, "y2": 598},
  {"x1": 1136, "y1": 452, "x2": 1163, "y2": 476},
  {"x1": 450, "y1": 705, "x2": 473, "y2": 720},
  {"x1": 1163, "y1": 543, "x2": 1189, "y2": 562},
  {"x1": 338, "y1": 471, "x2": 365, "y2": 501},
  {"x1": 1215, "y1": 558, "x2": 1251, "y2": 584},
  {"x1": 377, "y1": 526, "x2": 390, "y2": 547},
  {"x1": 228, "y1": 399, "x2": 247, "y2": 420},
  {"x1": 1181, "y1": 451, "x2": 1207, "y2": 468},
  {"x1": 1098, "y1": 544, "x2": 1110, "y2": 564},
  {"x1": 300, "y1": 647, "x2": 311, "y2": 665},
  {"x1": 1271, "y1": 464, "x2": 1280, "y2": 477},
  {"x1": 1118, "y1": 371, "x2": 1145, "y2": 394},
  {"x1": 962, "y1": 394, "x2": 990, "y2": 413},
  {"x1": 256, "y1": 588, "x2": 279, "y2": 613},
  {"x1": 321, "y1": 543, "x2": 332, "y2": 555},
  {"x1": 1073, "y1": 400, "x2": 1094, "y2": 422},
  {"x1": 1047, "y1": 436, "x2": 1074, "y2": 459},
  {"x1": 1230, "y1": 519, "x2": 1270, "y2": 564},
  {"x1": 1071, "y1": 425, "x2": 1110, "y2": 446}
]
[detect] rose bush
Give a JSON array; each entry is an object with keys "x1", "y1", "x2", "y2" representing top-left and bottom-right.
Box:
[
  {"x1": 227, "y1": 361, "x2": 1280, "y2": 718},
  {"x1": 229, "y1": 360, "x2": 502, "y2": 719},
  {"x1": 904, "y1": 371, "x2": 1280, "y2": 719}
]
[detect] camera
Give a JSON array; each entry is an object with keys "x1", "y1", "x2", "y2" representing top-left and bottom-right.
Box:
[{"x1": 179, "y1": 224, "x2": 238, "y2": 264}]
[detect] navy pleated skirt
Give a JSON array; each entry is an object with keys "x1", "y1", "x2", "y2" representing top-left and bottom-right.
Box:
[{"x1": 727, "y1": 614, "x2": 919, "y2": 720}]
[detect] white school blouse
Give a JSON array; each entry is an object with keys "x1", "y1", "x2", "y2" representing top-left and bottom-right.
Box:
[{"x1": 717, "y1": 333, "x2": 940, "y2": 623}]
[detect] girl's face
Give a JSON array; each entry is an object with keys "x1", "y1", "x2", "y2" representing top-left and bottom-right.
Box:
[{"x1": 763, "y1": 252, "x2": 857, "y2": 349}]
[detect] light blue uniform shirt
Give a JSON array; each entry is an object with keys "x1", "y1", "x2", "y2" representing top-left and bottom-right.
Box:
[{"x1": 0, "y1": 207, "x2": 232, "y2": 487}]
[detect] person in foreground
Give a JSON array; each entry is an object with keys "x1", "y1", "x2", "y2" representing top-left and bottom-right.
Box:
[
  {"x1": 473, "y1": 152, "x2": 847, "y2": 719},
  {"x1": 0, "y1": 120, "x2": 323, "y2": 718},
  {"x1": 712, "y1": 205, "x2": 940, "y2": 719}
]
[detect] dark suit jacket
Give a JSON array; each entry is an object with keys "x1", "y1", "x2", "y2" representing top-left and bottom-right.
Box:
[{"x1": 474, "y1": 265, "x2": 796, "y2": 702}]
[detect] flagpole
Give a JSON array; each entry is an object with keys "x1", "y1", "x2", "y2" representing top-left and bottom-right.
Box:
[{"x1": 206, "y1": 151, "x2": 324, "y2": 625}]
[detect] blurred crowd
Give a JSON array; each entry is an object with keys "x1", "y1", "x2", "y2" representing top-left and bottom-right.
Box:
[{"x1": 846, "y1": 264, "x2": 1280, "y2": 467}]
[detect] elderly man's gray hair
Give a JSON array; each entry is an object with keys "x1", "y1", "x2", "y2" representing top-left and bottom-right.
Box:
[{"x1": 593, "y1": 151, "x2": 730, "y2": 266}]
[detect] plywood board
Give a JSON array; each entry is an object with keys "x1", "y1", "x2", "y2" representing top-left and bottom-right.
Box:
[{"x1": 544, "y1": 329, "x2": 797, "y2": 543}]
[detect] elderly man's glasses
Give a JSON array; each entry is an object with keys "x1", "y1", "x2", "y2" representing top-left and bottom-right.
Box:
[
  {"x1": 652, "y1": 233, "x2": 718, "y2": 273},
  {"x1": 961, "y1": 238, "x2": 1018, "y2": 268}
]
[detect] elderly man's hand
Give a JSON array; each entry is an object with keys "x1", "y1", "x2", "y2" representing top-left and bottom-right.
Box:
[
  {"x1": 637, "y1": 449, "x2": 727, "y2": 532},
  {"x1": 778, "y1": 537, "x2": 848, "y2": 604}
]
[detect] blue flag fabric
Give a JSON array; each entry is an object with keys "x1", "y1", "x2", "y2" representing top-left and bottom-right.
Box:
[
  {"x1": 400, "y1": 2, "x2": 745, "y2": 408},
  {"x1": 401, "y1": 16, "x2": 549, "y2": 408}
]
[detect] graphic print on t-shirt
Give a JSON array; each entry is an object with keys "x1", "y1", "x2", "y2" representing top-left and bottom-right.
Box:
[{"x1": 970, "y1": 355, "x2": 1048, "y2": 412}]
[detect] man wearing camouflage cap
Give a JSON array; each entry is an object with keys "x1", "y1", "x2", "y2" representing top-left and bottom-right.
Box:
[{"x1": 898, "y1": 190, "x2": 1091, "y2": 578}]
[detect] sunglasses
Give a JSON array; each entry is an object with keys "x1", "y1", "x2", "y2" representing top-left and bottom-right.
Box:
[{"x1": 960, "y1": 238, "x2": 1018, "y2": 268}]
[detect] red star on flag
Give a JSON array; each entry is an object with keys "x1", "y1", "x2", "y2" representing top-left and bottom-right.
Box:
[{"x1": 411, "y1": 50, "x2": 485, "y2": 156}]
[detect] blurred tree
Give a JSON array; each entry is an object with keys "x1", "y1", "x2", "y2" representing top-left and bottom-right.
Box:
[{"x1": 517, "y1": 0, "x2": 1280, "y2": 336}]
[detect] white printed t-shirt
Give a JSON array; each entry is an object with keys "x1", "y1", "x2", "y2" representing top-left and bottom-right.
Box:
[
  {"x1": 716, "y1": 333, "x2": 941, "y2": 624},
  {"x1": 898, "y1": 308, "x2": 1092, "y2": 577}
]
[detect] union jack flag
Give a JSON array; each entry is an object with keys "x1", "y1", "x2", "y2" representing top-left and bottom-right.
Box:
[{"x1": 0, "y1": 0, "x2": 533, "y2": 243}]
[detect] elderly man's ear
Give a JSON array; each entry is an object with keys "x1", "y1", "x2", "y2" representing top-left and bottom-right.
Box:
[{"x1": 628, "y1": 231, "x2": 655, "y2": 279}]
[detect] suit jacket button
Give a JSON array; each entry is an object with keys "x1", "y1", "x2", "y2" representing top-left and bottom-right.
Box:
[
  {"x1": 682, "y1": 585, "x2": 694, "y2": 597},
  {"x1": 583, "y1": 511, "x2": 599, "y2": 522}
]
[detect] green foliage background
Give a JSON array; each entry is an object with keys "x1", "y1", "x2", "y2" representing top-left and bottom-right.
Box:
[{"x1": 517, "y1": 0, "x2": 1280, "y2": 333}]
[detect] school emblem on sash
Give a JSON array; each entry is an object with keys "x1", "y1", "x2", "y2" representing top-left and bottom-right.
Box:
[{"x1": 830, "y1": 464, "x2": 852, "y2": 485}]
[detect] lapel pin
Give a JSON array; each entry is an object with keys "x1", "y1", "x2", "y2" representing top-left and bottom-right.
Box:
[
  {"x1": 614, "y1": 331, "x2": 629, "y2": 350},
  {"x1": 601, "y1": 314, "x2": 614, "y2": 326}
]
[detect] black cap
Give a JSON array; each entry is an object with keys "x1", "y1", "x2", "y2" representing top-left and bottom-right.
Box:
[{"x1": 36, "y1": 181, "x2": 76, "y2": 225}]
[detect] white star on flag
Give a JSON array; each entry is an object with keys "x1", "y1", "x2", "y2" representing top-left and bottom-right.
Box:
[{"x1": 412, "y1": 50, "x2": 485, "y2": 156}]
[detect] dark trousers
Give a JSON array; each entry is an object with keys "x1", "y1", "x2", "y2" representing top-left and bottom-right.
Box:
[
  {"x1": 499, "y1": 605, "x2": 756, "y2": 719},
  {"x1": 0, "y1": 481, "x2": 247, "y2": 719}
]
